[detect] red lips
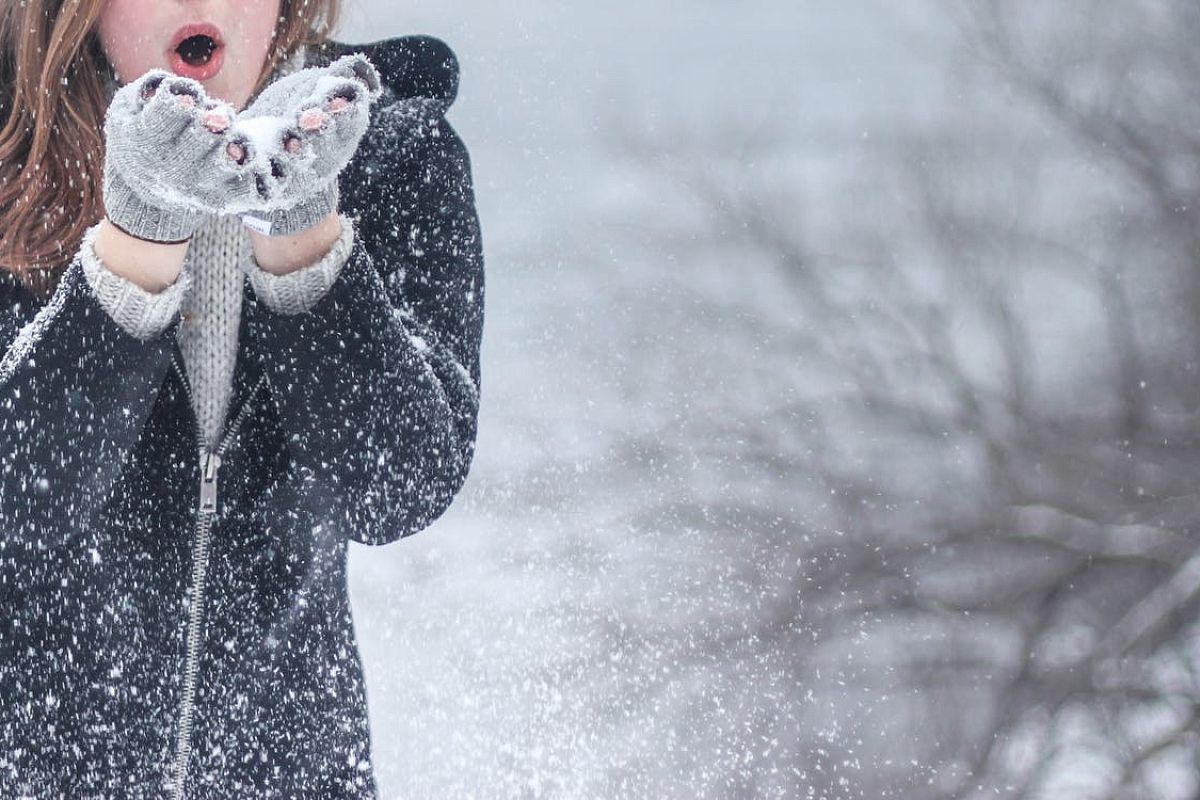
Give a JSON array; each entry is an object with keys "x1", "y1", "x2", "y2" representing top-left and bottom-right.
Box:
[{"x1": 167, "y1": 23, "x2": 225, "y2": 82}]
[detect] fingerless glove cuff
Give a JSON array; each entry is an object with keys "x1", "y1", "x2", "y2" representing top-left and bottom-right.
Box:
[
  {"x1": 103, "y1": 168, "x2": 205, "y2": 244},
  {"x1": 241, "y1": 183, "x2": 339, "y2": 237}
]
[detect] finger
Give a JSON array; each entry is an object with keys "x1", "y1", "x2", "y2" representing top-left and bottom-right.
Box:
[
  {"x1": 139, "y1": 72, "x2": 169, "y2": 102},
  {"x1": 160, "y1": 76, "x2": 208, "y2": 106},
  {"x1": 203, "y1": 110, "x2": 231, "y2": 134},
  {"x1": 226, "y1": 139, "x2": 249, "y2": 165},
  {"x1": 107, "y1": 69, "x2": 172, "y2": 124},
  {"x1": 327, "y1": 53, "x2": 382, "y2": 100},
  {"x1": 298, "y1": 108, "x2": 329, "y2": 133},
  {"x1": 325, "y1": 79, "x2": 361, "y2": 113}
]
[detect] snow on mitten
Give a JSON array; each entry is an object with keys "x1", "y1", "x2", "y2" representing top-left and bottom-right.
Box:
[
  {"x1": 102, "y1": 71, "x2": 240, "y2": 243},
  {"x1": 225, "y1": 54, "x2": 383, "y2": 236}
]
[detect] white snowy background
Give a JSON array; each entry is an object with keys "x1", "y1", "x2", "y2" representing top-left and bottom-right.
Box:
[
  {"x1": 340, "y1": 2, "x2": 946, "y2": 796},
  {"x1": 336, "y1": 1, "x2": 1200, "y2": 798}
]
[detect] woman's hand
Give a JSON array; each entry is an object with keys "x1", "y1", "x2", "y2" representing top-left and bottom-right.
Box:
[
  {"x1": 101, "y1": 71, "x2": 240, "y2": 243},
  {"x1": 225, "y1": 54, "x2": 383, "y2": 236},
  {"x1": 97, "y1": 54, "x2": 381, "y2": 283}
]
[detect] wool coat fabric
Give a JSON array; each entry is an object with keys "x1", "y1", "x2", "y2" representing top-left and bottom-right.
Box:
[{"x1": 0, "y1": 35, "x2": 484, "y2": 798}]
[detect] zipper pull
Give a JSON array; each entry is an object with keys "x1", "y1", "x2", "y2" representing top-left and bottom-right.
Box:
[{"x1": 199, "y1": 451, "x2": 222, "y2": 514}]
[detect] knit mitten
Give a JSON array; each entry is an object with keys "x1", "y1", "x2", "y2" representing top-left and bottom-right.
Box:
[
  {"x1": 102, "y1": 71, "x2": 241, "y2": 243},
  {"x1": 227, "y1": 54, "x2": 383, "y2": 236}
]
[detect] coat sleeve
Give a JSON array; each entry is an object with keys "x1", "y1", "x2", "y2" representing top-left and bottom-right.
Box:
[
  {"x1": 0, "y1": 258, "x2": 181, "y2": 542},
  {"x1": 242, "y1": 94, "x2": 485, "y2": 546}
]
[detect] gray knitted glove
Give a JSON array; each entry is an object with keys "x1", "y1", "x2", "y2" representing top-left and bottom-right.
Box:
[
  {"x1": 227, "y1": 54, "x2": 383, "y2": 236},
  {"x1": 102, "y1": 71, "x2": 241, "y2": 243}
]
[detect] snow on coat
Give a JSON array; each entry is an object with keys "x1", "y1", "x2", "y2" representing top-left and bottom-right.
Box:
[{"x1": 0, "y1": 34, "x2": 484, "y2": 798}]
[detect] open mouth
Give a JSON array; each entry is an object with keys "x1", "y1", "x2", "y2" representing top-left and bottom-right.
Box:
[
  {"x1": 176, "y1": 34, "x2": 218, "y2": 67},
  {"x1": 168, "y1": 24, "x2": 225, "y2": 81}
]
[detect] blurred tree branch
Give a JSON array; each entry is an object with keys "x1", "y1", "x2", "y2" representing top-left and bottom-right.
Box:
[{"x1": 598, "y1": 1, "x2": 1200, "y2": 797}]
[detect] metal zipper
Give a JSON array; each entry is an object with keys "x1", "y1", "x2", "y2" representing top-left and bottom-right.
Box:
[{"x1": 166, "y1": 350, "x2": 268, "y2": 800}]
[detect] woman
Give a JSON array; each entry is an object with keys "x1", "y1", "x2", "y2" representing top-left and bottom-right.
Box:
[{"x1": 0, "y1": 0, "x2": 484, "y2": 796}]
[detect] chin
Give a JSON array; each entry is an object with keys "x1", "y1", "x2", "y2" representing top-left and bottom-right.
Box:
[{"x1": 201, "y1": 80, "x2": 244, "y2": 109}]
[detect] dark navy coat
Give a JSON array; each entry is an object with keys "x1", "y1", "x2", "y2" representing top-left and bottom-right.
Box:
[{"x1": 0, "y1": 35, "x2": 483, "y2": 798}]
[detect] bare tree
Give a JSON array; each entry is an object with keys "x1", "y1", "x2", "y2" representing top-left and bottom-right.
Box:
[{"x1": 597, "y1": 1, "x2": 1200, "y2": 797}]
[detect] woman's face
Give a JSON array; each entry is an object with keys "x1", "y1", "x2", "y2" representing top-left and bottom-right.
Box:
[{"x1": 98, "y1": 0, "x2": 282, "y2": 110}]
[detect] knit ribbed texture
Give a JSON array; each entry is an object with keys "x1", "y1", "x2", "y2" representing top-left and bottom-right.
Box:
[
  {"x1": 82, "y1": 213, "x2": 355, "y2": 450},
  {"x1": 177, "y1": 215, "x2": 248, "y2": 449},
  {"x1": 243, "y1": 213, "x2": 355, "y2": 314},
  {"x1": 241, "y1": 184, "x2": 340, "y2": 238},
  {"x1": 79, "y1": 222, "x2": 192, "y2": 339},
  {"x1": 103, "y1": 169, "x2": 209, "y2": 243}
]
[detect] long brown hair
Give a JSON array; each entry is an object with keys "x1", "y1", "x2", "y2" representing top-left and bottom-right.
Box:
[{"x1": 0, "y1": 0, "x2": 340, "y2": 301}]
